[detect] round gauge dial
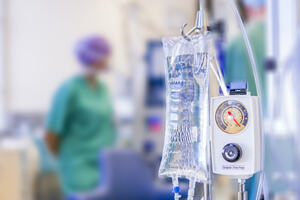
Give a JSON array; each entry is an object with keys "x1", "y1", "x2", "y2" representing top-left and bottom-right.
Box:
[{"x1": 215, "y1": 100, "x2": 248, "y2": 134}]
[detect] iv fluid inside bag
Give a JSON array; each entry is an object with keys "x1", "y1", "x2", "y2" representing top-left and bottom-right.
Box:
[{"x1": 158, "y1": 36, "x2": 211, "y2": 183}]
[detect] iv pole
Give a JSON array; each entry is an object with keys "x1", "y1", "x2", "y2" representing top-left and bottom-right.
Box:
[{"x1": 198, "y1": 2, "x2": 212, "y2": 200}]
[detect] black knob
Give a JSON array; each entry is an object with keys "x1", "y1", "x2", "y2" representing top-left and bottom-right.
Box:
[{"x1": 222, "y1": 143, "x2": 242, "y2": 163}]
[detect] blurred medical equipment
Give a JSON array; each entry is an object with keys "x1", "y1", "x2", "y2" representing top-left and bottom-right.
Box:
[
  {"x1": 68, "y1": 149, "x2": 187, "y2": 200},
  {"x1": 159, "y1": 0, "x2": 265, "y2": 199},
  {"x1": 143, "y1": 40, "x2": 166, "y2": 156},
  {"x1": 4, "y1": 114, "x2": 62, "y2": 200},
  {"x1": 0, "y1": 135, "x2": 39, "y2": 200},
  {"x1": 264, "y1": 0, "x2": 300, "y2": 199}
]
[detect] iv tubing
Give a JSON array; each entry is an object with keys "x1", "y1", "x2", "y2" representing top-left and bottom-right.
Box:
[
  {"x1": 210, "y1": 61, "x2": 229, "y2": 96},
  {"x1": 211, "y1": 57, "x2": 229, "y2": 96},
  {"x1": 228, "y1": 0, "x2": 262, "y2": 98},
  {"x1": 187, "y1": 179, "x2": 196, "y2": 200},
  {"x1": 238, "y1": 179, "x2": 248, "y2": 200},
  {"x1": 172, "y1": 176, "x2": 181, "y2": 200},
  {"x1": 227, "y1": 0, "x2": 265, "y2": 199}
]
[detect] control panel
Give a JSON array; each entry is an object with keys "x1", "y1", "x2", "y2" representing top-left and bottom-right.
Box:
[{"x1": 210, "y1": 95, "x2": 262, "y2": 179}]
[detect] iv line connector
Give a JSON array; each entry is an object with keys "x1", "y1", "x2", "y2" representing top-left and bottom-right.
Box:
[{"x1": 238, "y1": 179, "x2": 248, "y2": 200}]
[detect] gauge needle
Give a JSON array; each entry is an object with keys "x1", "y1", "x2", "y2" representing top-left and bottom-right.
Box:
[{"x1": 228, "y1": 111, "x2": 240, "y2": 127}]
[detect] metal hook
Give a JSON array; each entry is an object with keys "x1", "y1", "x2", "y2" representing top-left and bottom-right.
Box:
[
  {"x1": 180, "y1": 8, "x2": 208, "y2": 41},
  {"x1": 181, "y1": 23, "x2": 192, "y2": 41},
  {"x1": 181, "y1": 23, "x2": 202, "y2": 42}
]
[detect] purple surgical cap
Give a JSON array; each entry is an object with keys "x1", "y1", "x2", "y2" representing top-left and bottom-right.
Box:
[{"x1": 75, "y1": 35, "x2": 111, "y2": 66}]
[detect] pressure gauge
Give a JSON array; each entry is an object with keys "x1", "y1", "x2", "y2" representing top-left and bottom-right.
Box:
[
  {"x1": 211, "y1": 95, "x2": 262, "y2": 179},
  {"x1": 215, "y1": 100, "x2": 248, "y2": 134}
]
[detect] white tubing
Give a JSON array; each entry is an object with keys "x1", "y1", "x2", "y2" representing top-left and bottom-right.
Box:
[
  {"x1": 187, "y1": 179, "x2": 196, "y2": 200},
  {"x1": 174, "y1": 193, "x2": 181, "y2": 200},
  {"x1": 172, "y1": 176, "x2": 181, "y2": 200},
  {"x1": 228, "y1": 0, "x2": 262, "y2": 98},
  {"x1": 211, "y1": 57, "x2": 229, "y2": 96},
  {"x1": 210, "y1": 60, "x2": 229, "y2": 96},
  {"x1": 227, "y1": 1, "x2": 265, "y2": 200}
]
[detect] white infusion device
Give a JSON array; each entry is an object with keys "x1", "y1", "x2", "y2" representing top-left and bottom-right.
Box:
[{"x1": 210, "y1": 94, "x2": 262, "y2": 179}]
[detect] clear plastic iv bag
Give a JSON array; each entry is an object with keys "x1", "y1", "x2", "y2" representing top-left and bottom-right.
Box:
[{"x1": 158, "y1": 35, "x2": 212, "y2": 198}]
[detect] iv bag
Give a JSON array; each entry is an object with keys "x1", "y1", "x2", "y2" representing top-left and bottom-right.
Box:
[{"x1": 158, "y1": 35, "x2": 212, "y2": 184}]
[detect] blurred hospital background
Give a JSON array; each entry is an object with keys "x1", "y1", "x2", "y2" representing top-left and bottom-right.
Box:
[{"x1": 0, "y1": 0, "x2": 299, "y2": 199}]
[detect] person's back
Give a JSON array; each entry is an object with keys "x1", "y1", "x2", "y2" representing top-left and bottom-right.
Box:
[{"x1": 226, "y1": 20, "x2": 266, "y2": 97}]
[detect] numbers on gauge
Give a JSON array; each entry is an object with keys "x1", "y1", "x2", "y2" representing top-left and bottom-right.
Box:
[{"x1": 215, "y1": 100, "x2": 248, "y2": 134}]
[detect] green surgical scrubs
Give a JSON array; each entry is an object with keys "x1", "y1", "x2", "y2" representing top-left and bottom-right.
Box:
[
  {"x1": 226, "y1": 21, "x2": 266, "y2": 104},
  {"x1": 46, "y1": 75, "x2": 115, "y2": 194}
]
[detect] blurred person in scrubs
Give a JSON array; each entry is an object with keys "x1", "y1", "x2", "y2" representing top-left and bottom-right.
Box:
[
  {"x1": 225, "y1": 0, "x2": 266, "y2": 199},
  {"x1": 226, "y1": 0, "x2": 266, "y2": 99},
  {"x1": 45, "y1": 35, "x2": 116, "y2": 197}
]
